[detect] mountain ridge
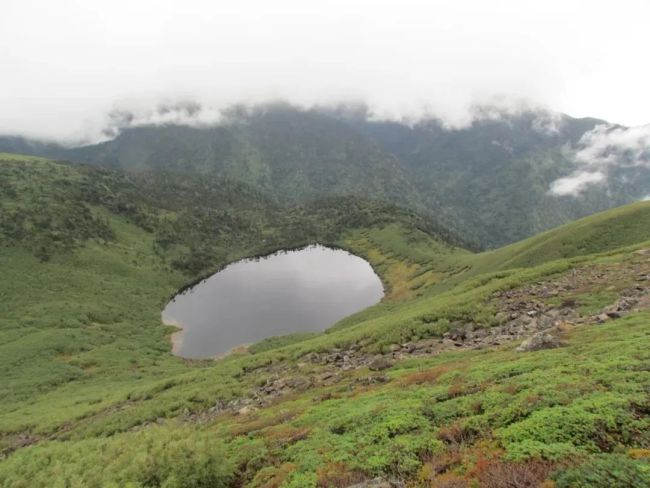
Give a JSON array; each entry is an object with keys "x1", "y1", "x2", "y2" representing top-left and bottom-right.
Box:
[{"x1": 2, "y1": 104, "x2": 648, "y2": 248}]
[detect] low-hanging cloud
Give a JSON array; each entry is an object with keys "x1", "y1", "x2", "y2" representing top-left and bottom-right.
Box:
[
  {"x1": 69, "y1": 95, "x2": 566, "y2": 146},
  {"x1": 549, "y1": 124, "x2": 650, "y2": 196},
  {"x1": 100, "y1": 101, "x2": 225, "y2": 141},
  {"x1": 2, "y1": 0, "x2": 650, "y2": 141}
]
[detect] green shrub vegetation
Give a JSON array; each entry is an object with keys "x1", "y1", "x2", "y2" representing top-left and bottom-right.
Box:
[{"x1": 1, "y1": 153, "x2": 649, "y2": 487}]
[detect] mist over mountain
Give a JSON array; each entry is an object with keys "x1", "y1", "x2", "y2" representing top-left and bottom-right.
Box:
[{"x1": 2, "y1": 103, "x2": 649, "y2": 247}]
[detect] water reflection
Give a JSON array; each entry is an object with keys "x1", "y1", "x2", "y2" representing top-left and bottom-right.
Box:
[{"x1": 162, "y1": 245, "x2": 384, "y2": 358}]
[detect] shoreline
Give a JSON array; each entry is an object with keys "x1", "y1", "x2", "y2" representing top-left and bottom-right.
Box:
[
  {"x1": 161, "y1": 313, "x2": 251, "y2": 360},
  {"x1": 160, "y1": 314, "x2": 184, "y2": 356}
]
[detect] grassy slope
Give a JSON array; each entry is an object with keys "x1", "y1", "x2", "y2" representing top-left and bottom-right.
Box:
[
  {"x1": 0, "y1": 154, "x2": 649, "y2": 486},
  {"x1": 0, "y1": 154, "x2": 465, "y2": 436},
  {"x1": 420, "y1": 201, "x2": 650, "y2": 293},
  {"x1": 471, "y1": 200, "x2": 650, "y2": 271}
]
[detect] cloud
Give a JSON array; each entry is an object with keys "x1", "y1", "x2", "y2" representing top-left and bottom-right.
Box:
[
  {"x1": 1, "y1": 0, "x2": 650, "y2": 141},
  {"x1": 549, "y1": 124, "x2": 650, "y2": 196},
  {"x1": 99, "y1": 101, "x2": 225, "y2": 141},
  {"x1": 69, "y1": 95, "x2": 564, "y2": 145},
  {"x1": 549, "y1": 170, "x2": 606, "y2": 196}
]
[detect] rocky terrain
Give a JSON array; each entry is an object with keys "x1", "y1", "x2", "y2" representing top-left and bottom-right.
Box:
[{"x1": 176, "y1": 251, "x2": 650, "y2": 427}]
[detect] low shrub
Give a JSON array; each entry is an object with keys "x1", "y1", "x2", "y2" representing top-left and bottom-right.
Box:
[{"x1": 552, "y1": 454, "x2": 650, "y2": 488}]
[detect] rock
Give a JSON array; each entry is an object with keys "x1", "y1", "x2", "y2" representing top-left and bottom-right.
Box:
[
  {"x1": 401, "y1": 342, "x2": 416, "y2": 353},
  {"x1": 596, "y1": 313, "x2": 611, "y2": 323},
  {"x1": 537, "y1": 314, "x2": 555, "y2": 329},
  {"x1": 237, "y1": 405, "x2": 256, "y2": 416},
  {"x1": 368, "y1": 357, "x2": 393, "y2": 371},
  {"x1": 495, "y1": 312, "x2": 509, "y2": 322},
  {"x1": 356, "y1": 375, "x2": 390, "y2": 385},
  {"x1": 321, "y1": 372, "x2": 342, "y2": 385},
  {"x1": 516, "y1": 332, "x2": 564, "y2": 352},
  {"x1": 473, "y1": 328, "x2": 488, "y2": 339},
  {"x1": 388, "y1": 344, "x2": 401, "y2": 352},
  {"x1": 306, "y1": 352, "x2": 321, "y2": 363},
  {"x1": 448, "y1": 328, "x2": 465, "y2": 341}
]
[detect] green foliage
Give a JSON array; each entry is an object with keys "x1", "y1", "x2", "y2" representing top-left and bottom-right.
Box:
[
  {"x1": 552, "y1": 454, "x2": 650, "y2": 488},
  {"x1": 499, "y1": 394, "x2": 644, "y2": 455},
  {"x1": 2, "y1": 152, "x2": 650, "y2": 486},
  {"x1": 5, "y1": 105, "x2": 644, "y2": 248},
  {"x1": 0, "y1": 425, "x2": 235, "y2": 488},
  {"x1": 0, "y1": 155, "x2": 114, "y2": 260},
  {"x1": 248, "y1": 333, "x2": 318, "y2": 354}
]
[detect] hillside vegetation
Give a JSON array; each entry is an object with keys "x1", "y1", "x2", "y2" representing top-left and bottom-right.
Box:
[
  {"x1": 3, "y1": 104, "x2": 650, "y2": 247},
  {"x1": 0, "y1": 154, "x2": 649, "y2": 487}
]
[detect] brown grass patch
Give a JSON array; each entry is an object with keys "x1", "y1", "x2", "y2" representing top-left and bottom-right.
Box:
[
  {"x1": 315, "y1": 463, "x2": 366, "y2": 487},
  {"x1": 229, "y1": 410, "x2": 297, "y2": 438},
  {"x1": 429, "y1": 473, "x2": 470, "y2": 487},
  {"x1": 263, "y1": 425, "x2": 311, "y2": 449},
  {"x1": 436, "y1": 422, "x2": 478, "y2": 446},
  {"x1": 399, "y1": 366, "x2": 449, "y2": 386},
  {"x1": 251, "y1": 462, "x2": 297, "y2": 488},
  {"x1": 472, "y1": 459, "x2": 554, "y2": 488}
]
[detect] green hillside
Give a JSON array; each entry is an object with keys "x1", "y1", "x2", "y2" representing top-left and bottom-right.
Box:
[
  {"x1": 1, "y1": 153, "x2": 649, "y2": 487},
  {"x1": 460, "y1": 200, "x2": 650, "y2": 277}
]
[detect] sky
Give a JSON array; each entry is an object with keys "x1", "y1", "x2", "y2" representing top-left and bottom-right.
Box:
[{"x1": 2, "y1": 0, "x2": 650, "y2": 142}]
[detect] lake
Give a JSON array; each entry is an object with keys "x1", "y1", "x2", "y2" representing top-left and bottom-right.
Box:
[{"x1": 162, "y1": 245, "x2": 384, "y2": 358}]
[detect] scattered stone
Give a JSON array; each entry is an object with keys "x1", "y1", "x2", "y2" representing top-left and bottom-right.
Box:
[
  {"x1": 237, "y1": 405, "x2": 256, "y2": 416},
  {"x1": 182, "y1": 256, "x2": 650, "y2": 425},
  {"x1": 356, "y1": 375, "x2": 390, "y2": 386},
  {"x1": 368, "y1": 357, "x2": 393, "y2": 371},
  {"x1": 516, "y1": 332, "x2": 564, "y2": 352},
  {"x1": 448, "y1": 329, "x2": 465, "y2": 341},
  {"x1": 401, "y1": 342, "x2": 416, "y2": 353}
]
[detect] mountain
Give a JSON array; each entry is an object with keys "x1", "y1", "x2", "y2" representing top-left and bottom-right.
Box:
[
  {"x1": 1, "y1": 152, "x2": 649, "y2": 486},
  {"x1": 346, "y1": 111, "x2": 637, "y2": 247},
  {"x1": 1, "y1": 104, "x2": 649, "y2": 248}
]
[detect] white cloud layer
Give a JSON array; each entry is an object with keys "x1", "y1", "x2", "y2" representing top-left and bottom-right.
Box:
[
  {"x1": 549, "y1": 124, "x2": 650, "y2": 196},
  {"x1": 2, "y1": 0, "x2": 650, "y2": 141},
  {"x1": 549, "y1": 170, "x2": 606, "y2": 196}
]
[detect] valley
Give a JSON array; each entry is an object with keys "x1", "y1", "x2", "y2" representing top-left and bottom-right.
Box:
[{"x1": 0, "y1": 153, "x2": 648, "y2": 486}]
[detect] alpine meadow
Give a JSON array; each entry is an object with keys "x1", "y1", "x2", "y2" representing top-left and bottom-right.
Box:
[{"x1": 1, "y1": 1, "x2": 650, "y2": 487}]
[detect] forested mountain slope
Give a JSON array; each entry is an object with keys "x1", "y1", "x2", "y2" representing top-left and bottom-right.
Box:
[{"x1": 2, "y1": 105, "x2": 648, "y2": 248}]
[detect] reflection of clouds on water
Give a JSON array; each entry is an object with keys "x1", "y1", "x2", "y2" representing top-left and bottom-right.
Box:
[{"x1": 162, "y1": 246, "x2": 383, "y2": 359}]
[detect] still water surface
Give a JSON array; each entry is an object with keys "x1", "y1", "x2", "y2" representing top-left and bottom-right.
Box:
[{"x1": 162, "y1": 245, "x2": 384, "y2": 358}]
